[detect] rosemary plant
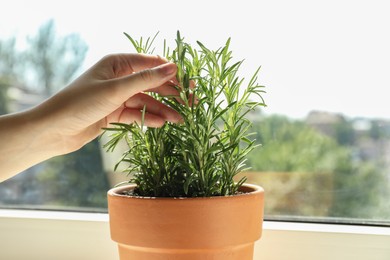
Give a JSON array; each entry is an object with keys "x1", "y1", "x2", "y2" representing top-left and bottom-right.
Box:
[{"x1": 103, "y1": 31, "x2": 266, "y2": 197}]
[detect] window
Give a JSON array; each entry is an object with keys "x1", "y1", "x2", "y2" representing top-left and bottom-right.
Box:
[{"x1": 1, "y1": 0, "x2": 389, "y2": 227}]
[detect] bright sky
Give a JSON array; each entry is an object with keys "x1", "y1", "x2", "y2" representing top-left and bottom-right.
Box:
[{"x1": 1, "y1": 0, "x2": 390, "y2": 120}]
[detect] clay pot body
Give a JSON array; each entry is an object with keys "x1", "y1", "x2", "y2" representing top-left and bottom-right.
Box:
[{"x1": 107, "y1": 184, "x2": 264, "y2": 260}]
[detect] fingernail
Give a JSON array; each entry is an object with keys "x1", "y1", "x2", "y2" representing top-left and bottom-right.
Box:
[
  {"x1": 160, "y1": 62, "x2": 177, "y2": 76},
  {"x1": 164, "y1": 110, "x2": 182, "y2": 124},
  {"x1": 157, "y1": 55, "x2": 169, "y2": 63}
]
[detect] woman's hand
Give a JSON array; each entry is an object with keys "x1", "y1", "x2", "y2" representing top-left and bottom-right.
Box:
[
  {"x1": 0, "y1": 53, "x2": 180, "y2": 181},
  {"x1": 37, "y1": 53, "x2": 180, "y2": 152}
]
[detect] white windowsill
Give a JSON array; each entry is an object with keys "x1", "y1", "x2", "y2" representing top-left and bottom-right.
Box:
[
  {"x1": 0, "y1": 209, "x2": 389, "y2": 260},
  {"x1": 264, "y1": 220, "x2": 390, "y2": 236},
  {"x1": 0, "y1": 208, "x2": 109, "y2": 222}
]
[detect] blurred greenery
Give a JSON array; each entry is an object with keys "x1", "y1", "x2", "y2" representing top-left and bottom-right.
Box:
[
  {"x1": 25, "y1": 19, "x2": 88, "y2": 95},
  {"x1": 244, "y1": 114, "x2": 390, "y2": 220},
  {"x1": 248, "y1": 115, "x2": 347, "y2": 173},
  {"x1": 0, "y1": 35, "x2": 19, "y2": 115},
  {"x1": 38, "y1": 139, "x2": 109, "y2": 208},
  {"x1": 1, "y1": 21, "x2": 389, "y2": 221},
  {"x1": 0, "y1": 78, "x2": 9, "y2": 114},
  {"x1": 0, "y1": 19, "x2": 108, "y2": 209}
]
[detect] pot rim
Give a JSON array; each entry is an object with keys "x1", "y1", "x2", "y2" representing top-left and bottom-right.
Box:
[{"x1": 107, "y1": 183, "x2": 264, "y2": 201}]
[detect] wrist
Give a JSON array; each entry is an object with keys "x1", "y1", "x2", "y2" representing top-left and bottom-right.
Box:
[{"x1": 28, "y1": 103, "x2": 71, "y2": 157}]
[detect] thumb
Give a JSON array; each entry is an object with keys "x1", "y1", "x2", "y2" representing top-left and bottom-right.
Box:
[{"x1": 114, "y1": 62, "x2": 177, "y2": 98}]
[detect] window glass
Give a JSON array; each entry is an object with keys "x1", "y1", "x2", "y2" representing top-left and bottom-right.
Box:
[{"x1": 1, "y1": 0, "x2": 389, "y2": 225}]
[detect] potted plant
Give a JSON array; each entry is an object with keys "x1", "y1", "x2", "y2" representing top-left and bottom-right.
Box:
[{"x1": 103, "y1": 31, "x2": 266, "y2": 260}]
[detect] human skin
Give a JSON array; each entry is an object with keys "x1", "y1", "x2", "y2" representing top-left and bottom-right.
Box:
[{"x1": 0, "y1": 53, "x2": 180, "y2": 182}]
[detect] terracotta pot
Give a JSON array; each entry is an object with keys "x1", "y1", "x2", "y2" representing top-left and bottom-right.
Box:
[{"x1": 107, "y1": 184, "x2": 264, "y2": 260}]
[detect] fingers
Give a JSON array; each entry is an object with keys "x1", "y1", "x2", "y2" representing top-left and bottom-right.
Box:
[
  {"x1": 117, "y1": 109, "x2": 167, "y2": 128},
  {"x1": 105, "y1": 93, "x2": 182, "y2": 127},
  {"x1": 99, "y1": 53, "x2": 200, "y2": 128},
  {"x1": 101, "y1": 54, "x2": 169, "y2": 78},
  {"x1": 108, "y1": 62, "x2": 177, "y2": 105},
  {"x1": 149, "y1": 81, "x2": 179, "y2": 97},
  {"x1": 124, "y1": 93, "x2": 182, "y2": 123},
  {"x1": 107, "y1": 107, "x2": 172, "y2": 128},
  {"x1": 126, "y1": 54, "x2": 169, "y2": 73},
  {"x1": 150, "y1": 78, "x2": 196, "y2": 94},
  {"x1": 103, "y1": 53, "x2": 199, "y2": 106},
  {"x1": 148, "y1": 79, "x2": 197, "y2": 107}
]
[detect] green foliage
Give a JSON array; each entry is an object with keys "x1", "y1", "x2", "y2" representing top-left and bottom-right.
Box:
[
  {"x1": 103, "y1": 31, "x2": 266, "y2": 197},
  {"x1": 0, "y1": 36, "x2": 19, "y2": 115},
  {"x1": 0, "y1": 19, "x2": 88, "y2": 96},
  {"x1": 0, "y1": 20, "x2": 106, "y2": 209},
  {"x1": 248, "y1": 115, "x2": 349, "y2": 173},
  {"x1": 246, "y1": 115, "x2": 389, "y2": 219},
  {"x1": 0, "y1": 79, "x2": 9, "y2": 115},
  {"x1": 333, "y1": 120, "x2": 355, "y2": 146},
  {"x1": 37, "y1": 139, "x2": 109, "y2": 208},
  {"x1": 0, "y1": 36, "x2": 20, "y2": 78},
  {"x1": 26, "y1": 19, "x2": 88, "y2": 95}
]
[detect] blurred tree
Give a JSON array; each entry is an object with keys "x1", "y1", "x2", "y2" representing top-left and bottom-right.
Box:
[
  {"x1": 370, "y1": 120, "x2": 385, "y2": 140},
  {"x1": 248, "y1": 115, "x2": 344, "y2": 173},
  {"x1": 0, "y1": 37, "x2": 19, "y2": 115},
  {"x1": 246, "y1": 114, "x2": 387, "y2": 219},
  {"x1": 0, "y1": 20, "x2": 109, "y2": 209},
  {"x1": 333, "y1": 120, "x2": 355, "y2": 146},
  {"x1": 0, "y1": 36, "x2": 19, "y2": 77},
  {"x1": 38, "y1": 140, "x2": 109, "y2": 208},
  {"x1": 0, "y1": 79, "x2": 9, "y2": 115},
  {"x1": 25, "y1": 19, "x2": 88, "y2": 95}
]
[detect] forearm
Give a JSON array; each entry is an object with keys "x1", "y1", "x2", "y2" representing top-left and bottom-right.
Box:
[{"x1": 0, "y1": 108, "x2": 62, "y2": 182}]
